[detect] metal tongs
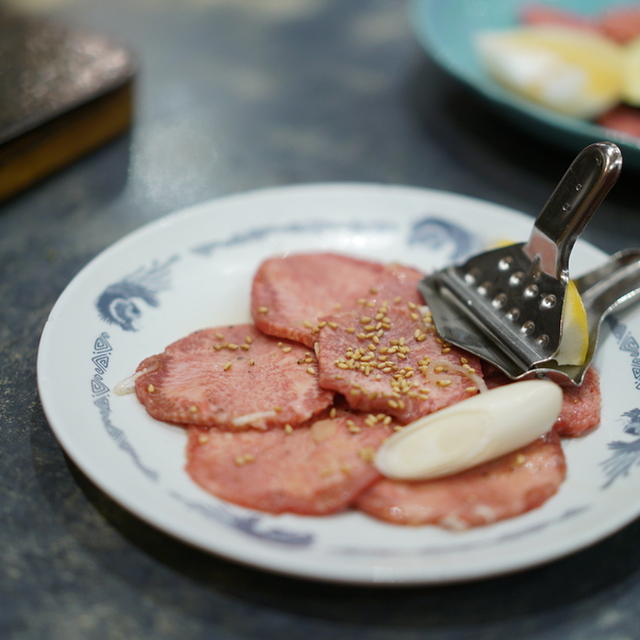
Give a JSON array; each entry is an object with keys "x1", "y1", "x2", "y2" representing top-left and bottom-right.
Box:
[{"x1": 419, "y1": 142, "x2": 640, "y2": 386}]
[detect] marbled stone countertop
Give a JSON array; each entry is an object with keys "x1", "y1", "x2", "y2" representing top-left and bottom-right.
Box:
[{"x1": 3, "y1": 1, "x2": 640, "y2": 638}]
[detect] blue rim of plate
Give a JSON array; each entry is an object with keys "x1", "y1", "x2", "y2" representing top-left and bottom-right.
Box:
[{"x1": 408, "y1": 0, "x2": 640, "y2": 168}]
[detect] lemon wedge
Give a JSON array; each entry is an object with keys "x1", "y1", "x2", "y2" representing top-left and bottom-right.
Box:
[
  {"x1": 554, "y1": 280, "x2": 589, "y2": 366},
  {"x1": 623, "y1": 35, "x2": 640, "y2": 106},
  {"x1": 476, "y1": 26, "x2": 624, "y2": 118}
]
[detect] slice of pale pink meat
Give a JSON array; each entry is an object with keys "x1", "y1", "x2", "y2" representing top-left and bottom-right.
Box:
[
  {"x1": 315, "y1": 303, "x2": 484, "y2": 424},
  {"x1": 185, "y1": 412, "x2": 393, "y2": 515},
  {"x1": 135, "y1": 325, "x2": 334, "y2": 430},
  {"x1": 356, "y1": 431, "x2": 566, "y2": 528},
  {"x1": 519, "y1": 3, "x2": 598, "y2": 33},
  {"x1": 251, "y1": 252, "x2": 424, "y2": 347},
  {"x1": 597, "y1": 105, "x2": 640, "y2": 139},
  {"x1": 484, "y1": 366, "x2": 601, "y2": 437},
  {"x1": 554, "y1": 367, "x2": 601, "y2": 437}
]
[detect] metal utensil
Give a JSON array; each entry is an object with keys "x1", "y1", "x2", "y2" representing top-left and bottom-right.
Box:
[{"x1": 419, "y1": 141, "x2": 635, "y2": 386}]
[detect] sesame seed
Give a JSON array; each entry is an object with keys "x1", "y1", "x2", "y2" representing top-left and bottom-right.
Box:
[
  {"x1": 359, "y1": 447, "x2": 376, "y2": 463},
  {"x1": 330, "y1": 407, "x2": 337, "y2": 418},
  {"x1": 282, "y1": 346, "x2": 292, "y2": 353},
  {"x1": 223, "y1": 362, "x2": 232, "y2": 371},
  {"x1": 284, "y1": 424, "x2": 294, "y2": 434},
  {"x1": 328, "y1": 322, "x2": 338, "y2": 329},
  {"x1": 147, "y1": 384, "x2": 155, "y2": 393},
  {"x1": 465, "y1": 386, "x2": 478, "y2": 393},
  {"x1": 189, "y1": 405, "x2": 198, "y2": 413},
  {"x1": 198, "y1": 435, "x2": 209, "y2": 444},
  {"x1": 360, "y1": 316, "x2": 371, "y2": 324},
  {"x1": 249, "y1": 359, "x2": 255, "y2": 366},
  {"x1": 234, "y1": 456, "x2": 246, "y2": 466},
  {"x1": 215, "y1": 332, "x2": 225, "y2": 339},
  {"x1": 306, "y1": 367, "x2": 316, "y2": 375},
  {"x1": 241, "y1": 344, "x2": 250, "y2": 350},
  {"x1": 514, "y1": 454, "x2": 526, "y2": 466},
  {"x1": 345, "y1": 327, "x2": 356, "y2": 333},
  {"x1": 274, "y1": 405, "x2": 282, "y2": 412},
  {"x1": 303, "y1": 320, "x2": 313, "y2": 328},
  {"x1": 348, "y1": 425, "x2": 361, "y2": 433},
  {"x1": 258, "y1": 306, "x2": 269, "y2": 314},
  {"x1": 437, "y1": 379, "x2": 452, "y2": 387}
]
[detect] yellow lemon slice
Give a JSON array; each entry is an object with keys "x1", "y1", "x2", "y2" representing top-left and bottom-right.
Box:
[
  {"x1": 623, "y1": 35, "x2": 640, "y2": 106},
  {"x1": 554, "y1": 280, "x2": 589, "y2": 366},
  {"x1": 476, "y1": 26, "x2": 624, "y2": 119}
]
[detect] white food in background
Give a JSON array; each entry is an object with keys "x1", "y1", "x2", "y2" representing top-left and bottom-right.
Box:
[
  {"x1": 476, "y1": 26, "x2": 624, "y2": 119},
  {"x1": 623, "y1": 35, "x2": 640, "y2": 106},
  {"x1": 375, "y1": 380, "x2": 563, "y2": 480}
]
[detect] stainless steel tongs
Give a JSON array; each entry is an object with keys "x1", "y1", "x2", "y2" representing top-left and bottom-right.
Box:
[{"x1": 419, "y1": 142, "x2": 640, "y2": 386}]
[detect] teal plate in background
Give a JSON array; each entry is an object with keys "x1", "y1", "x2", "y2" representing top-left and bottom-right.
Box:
[{"x1": 409, "y1": 0, "x2": 640, "y2": 168}]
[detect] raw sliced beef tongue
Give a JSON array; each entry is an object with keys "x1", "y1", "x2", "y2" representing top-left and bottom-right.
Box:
[
  {"x1": 484, "y1": 366, "x2": 601, "y2": 437},
  {"x1": 315, "y1": 302, "x2": 485, "y2": 424},
  {"x1": 356, "y1": 431, "x2": 566, "y2": 528},
  {"x1": 135, "y1": 325, "x2": 334, "y2": 430},
  {"x1": 553, "y1": 367, "x2": 601, "y2": 437},
  {"x1": 251, "y1": 252, "x2": 424, "y2": 348},
  {"x1": 185, "y1": 412, "x2": 394, "y2": 515}
]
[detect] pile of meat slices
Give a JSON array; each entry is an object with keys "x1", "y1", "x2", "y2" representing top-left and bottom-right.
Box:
[{"x1": 134, "y1": 252, "x2": 600, "y2": 529}]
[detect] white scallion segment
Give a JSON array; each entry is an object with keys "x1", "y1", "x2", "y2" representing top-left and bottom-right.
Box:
[{"x1": 375, "y1": 380, "x2": 562, "y2": 481}]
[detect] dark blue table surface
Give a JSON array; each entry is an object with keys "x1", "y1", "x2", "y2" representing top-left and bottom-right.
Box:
[{"x1": 4, "y1": 1, "x2": 640, "y2": 638}]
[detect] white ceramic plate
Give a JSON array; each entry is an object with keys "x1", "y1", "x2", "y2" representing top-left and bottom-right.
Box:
[{"x1": 37, "y1": 183, "x2": 640, "y2": 585}]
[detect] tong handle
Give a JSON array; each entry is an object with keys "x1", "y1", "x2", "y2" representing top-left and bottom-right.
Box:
[{"x1": 524, "y1": 141, "x2": 622, "y2": 280}]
